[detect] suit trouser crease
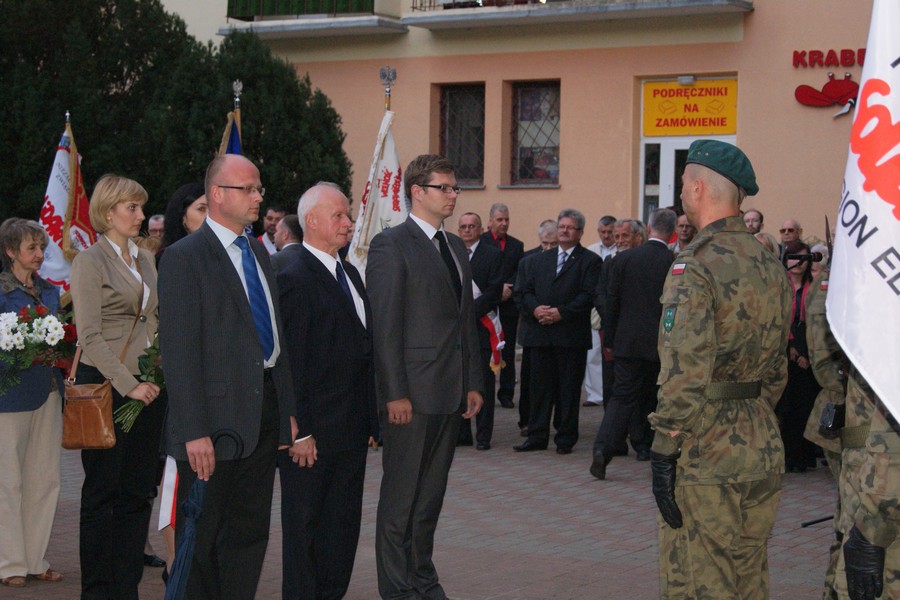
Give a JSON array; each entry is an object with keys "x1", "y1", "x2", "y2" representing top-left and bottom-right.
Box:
[
  {"x1": 0, "y1": 390, "x2": 62, "y2": 579},
  {"x1": 592, "y1": 357, "x2": 660, "y2": 459},
  {"x1": 279, "y1": 444, "x2": 367, "y2": 600},
  {"x1": 526, "y1": 346, "x2": 588, "y2": 449},
  {"x1": 174, "y1": 376, "x2": 279, "y2": 600},
  {"x1": 376, "y1": 411, "x2": 460, "y2": 599}
]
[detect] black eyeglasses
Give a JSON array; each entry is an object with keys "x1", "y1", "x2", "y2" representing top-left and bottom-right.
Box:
[
  {"x1": 216, "y1": 184, "x2": 266, "y2": 198},
  {"x1": 780, "y1": 228, "x2": 796, "y2": 234},
  {"x1": 420, "y1": 184, "x2": 461, "y2": 195}
]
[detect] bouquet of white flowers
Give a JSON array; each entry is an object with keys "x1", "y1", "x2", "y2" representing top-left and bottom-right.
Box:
[{"x1": 0, "y1": 306, "x2": 76, "y2": 394}]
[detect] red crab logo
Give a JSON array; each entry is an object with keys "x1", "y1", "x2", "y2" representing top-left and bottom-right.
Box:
[{"x1": 796, "y1": 72, "x2": 860, "y2": 116}]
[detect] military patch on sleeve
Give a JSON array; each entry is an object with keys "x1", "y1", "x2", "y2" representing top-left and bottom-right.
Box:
[
  {"x1": 821, "y1": 279, "x2": 829, "y2": 291},
  {"x1": 663, "y1": 306, "x2": 676, "y2": 332},
  {"x1": 671, "y1": 263, "x2": 686, "y2": 275}
]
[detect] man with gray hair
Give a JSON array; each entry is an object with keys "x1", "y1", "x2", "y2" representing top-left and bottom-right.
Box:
[
  {"x1": 148, "y1": 214, "x2": 165, "y2": 238},
  {"x1": 479, "y1": 202, "x2": 525, "y2": 409},
  {"x1": 513, "y1": 208, "x2": 601, "y2": 454},
  {"x1": 590, "y1": 208, "x2": 676, "y2": 479},
  {"x1": 587, "y1": 215, "x2": 617, "y2": 260}
]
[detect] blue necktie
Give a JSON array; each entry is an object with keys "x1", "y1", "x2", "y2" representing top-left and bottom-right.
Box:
[
  {"x1": 234, "y1": 236, "x2": 274, "y2": 361},
  {"x1": 335, "y1": 261, "x2": 353, "y2": 302}
]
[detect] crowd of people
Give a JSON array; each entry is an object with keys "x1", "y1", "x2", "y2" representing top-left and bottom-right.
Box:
[{"x1": 0, "y1": 141, "x2": 896, "y2": 600}]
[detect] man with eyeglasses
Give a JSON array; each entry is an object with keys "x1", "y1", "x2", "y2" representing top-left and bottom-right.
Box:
[
  {"x1": 514, "y1": 208, "x2": 601, "y2": 455},
  {"x1": 780, "y1": 219, "x2": 802, "y2": 244},
  {"x1": 366, "y1": 154, "x2": 483, "y2": 600},
  {"x1": 479, "y1": 203, "x2": 525, "y2": 410},
  {"x1": 456, "y1": 212, "x2": 504, "y2": 451},
  {"x1": 158, "y1": 153, "x2": 296, "y2": 598}
]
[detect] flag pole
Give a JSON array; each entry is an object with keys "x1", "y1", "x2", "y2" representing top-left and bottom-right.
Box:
[
  {"x1": 354, "y1": 67, "x2": 397, "y2": 258},
  {"x1": 62, "y1": 111, "x2": 78, "y2": 262}
]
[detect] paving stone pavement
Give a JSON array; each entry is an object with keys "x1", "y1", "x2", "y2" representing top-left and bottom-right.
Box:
[{"x1": 6, "y1": 397, "x2": 838, "y2": 599}]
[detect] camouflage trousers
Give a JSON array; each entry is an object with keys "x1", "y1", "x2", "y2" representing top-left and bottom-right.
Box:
[
  {"x1": 833, "y1": 448, "x2": 900, "y2": 599},
  {"x1": 822, "y1": 449, "x2": 846, "y2": 600},
  {"x1": 658, "y1": 475, "x2": 781, "y2": 599}
]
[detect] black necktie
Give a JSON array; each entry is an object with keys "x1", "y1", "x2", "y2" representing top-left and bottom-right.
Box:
[
  {"x1": 335, "y1": 261, "x2": 353, "y2": 302},
  {"x1": 435, "y1": 232, "x2": 462, "y2": 304}
]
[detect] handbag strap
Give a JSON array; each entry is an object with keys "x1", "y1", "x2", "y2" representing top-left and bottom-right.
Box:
[{"x1": 68, "y1": 252, "x2": 146, "y2": 384}]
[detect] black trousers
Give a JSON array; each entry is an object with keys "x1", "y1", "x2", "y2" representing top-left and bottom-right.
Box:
[
  {"x1": 174, "y1": 374, "x2": 279, "y2": 600},
  {"x1": 459, "y1": 347, "x2": 496, "y2": 445},
  {"x1": 376, "y1": 411, "x2": 460, "y2": 600},
  {"x1": 776, "y1": 360, "x2": 821, "y2": 470},
  {"x1": 525, "y1": 346, "x2": 588, "y2": 450},
  {"x1": 79, "y1": 364, "x2": 166, "y2": 600},
  {"x1": 592, "y1": 357, "x2": 660, "y2": 460},
  {"x1": 496, "y1": 308, "x2": 519, "y2": 403},
  {"x1": 278, "y1": 444, "x2": 368, "y2": 600}
]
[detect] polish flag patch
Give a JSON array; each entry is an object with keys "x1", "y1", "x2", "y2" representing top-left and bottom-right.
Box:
[{"x1": 671, "y1": 263, "x2": 687, "y2": 275}]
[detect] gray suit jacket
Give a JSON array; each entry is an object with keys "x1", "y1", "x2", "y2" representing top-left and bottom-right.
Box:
[
  {"x1": 366, "y1": 217, "x2": 482, "y2": 414},
  {"x1": 269, "y1": 243, "x2": 302, "y2": 275},
  {"x1": 158, "y1": 222, "x2": 295, "y2": 461}
]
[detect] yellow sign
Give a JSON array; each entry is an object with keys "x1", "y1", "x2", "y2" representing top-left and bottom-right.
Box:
[{"x1": 643, "y1": 79, "x2": 737, "y2": 136}]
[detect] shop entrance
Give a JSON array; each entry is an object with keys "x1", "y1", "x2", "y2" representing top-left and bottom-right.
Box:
[{"x1": 639, "y1": 135, "x2": 735, "y2": 221}]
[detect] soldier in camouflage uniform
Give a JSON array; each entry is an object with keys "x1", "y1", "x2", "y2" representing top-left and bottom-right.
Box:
[
  {"x1": 647, "y1": 140, "x2": 792, "y2": 599},
  {"x1": 803, "y1": 269, "x2": 849, "y2": 599},
  {"x1": 836, "y1": 368, "x2": 900, "y2": 600}
]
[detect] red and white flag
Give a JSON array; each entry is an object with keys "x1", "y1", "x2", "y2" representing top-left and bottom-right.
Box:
[
  {"x1": 347, "y1": 110, "x2": 408, "y2": 279},
  {"x1": 37, "y1": 122, "x2": 97, "y2": 304},
  {"x1": 826, "y1": 0, "x2": 900, "y2": 416}
]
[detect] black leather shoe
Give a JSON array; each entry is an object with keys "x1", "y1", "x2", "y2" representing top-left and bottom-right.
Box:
[
  {"x1": 513, "y1": 440, "x2": 548, "y2": 452},
  {"x1": 476, "y1": 442, "x2": 490, "y2": 451},
  {"x1": 499, "y1": 400, "x2": 515, "y2": 409},
  {"x1": 556, "y1": 447, "x2": 572, "y2": 455},
  {"x1": 590, "y1": 455, "x2": 612, "y2": 480},
  {"x1": 144, "y1": 554, "x2": 166, "y2": 568},
  {"x1": 636, "y1": 449, "x2": 651, "y2": 461}
]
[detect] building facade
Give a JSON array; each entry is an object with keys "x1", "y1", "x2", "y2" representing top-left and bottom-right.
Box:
[{"x1": 182, "y1": 0, "x2": 871, "y2": 243}]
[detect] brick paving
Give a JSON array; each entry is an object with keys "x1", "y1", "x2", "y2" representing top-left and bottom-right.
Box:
[{"x1": 6, "y1": 398, "x2": 838, "y2": 599}]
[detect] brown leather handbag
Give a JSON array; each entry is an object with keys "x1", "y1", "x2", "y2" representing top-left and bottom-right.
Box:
[{"x1": 62, "y1": 308, "x2": 142, "y2": 450}]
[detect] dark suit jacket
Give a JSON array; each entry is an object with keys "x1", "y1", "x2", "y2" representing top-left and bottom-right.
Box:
[
  {"x1": 158, "y1": 222, "x2": 294, "y2": 461},
  {"x1": 277, "y1": 247, "x2": 377, "y2": 452},
  {"x1": 366, "y1": 218, "x2": 482, "y2": 413},
  {"x1": 468, "y1": 242, "x2": 504, "y2": 350},
  {"x1": 515, "y1": 244, "x2": 601, "y2": 349},
  {"x1": 269, "y1": 243, "x2": 302, "y2": 275},
  {"x1": 479, "y1": 231, "x2": 525, "y2": 319},
  {"x1": 603, "y1": 239, "x2": 674, "y2": 361}
]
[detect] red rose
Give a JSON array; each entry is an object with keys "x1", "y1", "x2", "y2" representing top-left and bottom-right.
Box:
[
  {"x1": 34, "y1": 305, "x2": 49, "y2": 317},
  {"x1": 19, "y1": 306, "x2": 31, "y2": 321},
  {"x1": 63, "y1": 324, "x2": 77, "y2": 343}
]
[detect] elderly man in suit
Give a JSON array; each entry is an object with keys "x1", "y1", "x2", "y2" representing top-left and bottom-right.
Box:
[
  {"x1": 270, "y1": 213, "x2": 303, "y2": 274},
  {"x1": 479, "y1": 203, "x2": 525, "y2": 409},
  {"x1": 514, "y1": 209, "x2": 601, "y2": 454},
  {"x1": 277, "y1": 183, "x2": 377, "y2": 600},
  {"x1": 590, "y1": 208, "x2": 676, "y2": 479},
  {"x1": 367, "y1": 154, "x2": 483, "y2": 600},
  {"x1": 456, "y1": 212, "x2": 504, "y2": 451},
  {"x1": 158, "y1": 154, "x2": 296, "y2": 599}
]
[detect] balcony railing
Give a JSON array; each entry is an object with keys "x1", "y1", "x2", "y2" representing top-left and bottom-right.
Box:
[
  {"x1": 227, "y1": 0, "x2": 375, "y2": 19},
  {"x1": 410, "y1": 0, "x2": 752, "y2": 13}
]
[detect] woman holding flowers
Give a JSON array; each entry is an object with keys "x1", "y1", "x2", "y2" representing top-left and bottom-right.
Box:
[
  {"x1": 71, "y1": 175, "x2": 162, "y2": 600},
  {"x1": 0, "y1": 218, "x2": 66, "y2": 588}
]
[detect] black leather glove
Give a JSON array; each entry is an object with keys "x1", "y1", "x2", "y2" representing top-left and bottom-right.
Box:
[
  {"x1": 650, "y1": 450, "x2": 683, "y2": 529},
  {"x1": 844, "y1": 525, "x2": 885, "y2": 600}
]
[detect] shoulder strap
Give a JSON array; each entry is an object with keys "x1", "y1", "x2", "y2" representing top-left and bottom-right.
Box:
[{"x1": 67, "y1": 291, "x2": 144, "y2": 383}]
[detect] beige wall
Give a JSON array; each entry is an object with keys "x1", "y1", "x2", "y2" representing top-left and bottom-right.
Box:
[{"x1": 265, "y1": 0, "x2": 871, "y2": 245}]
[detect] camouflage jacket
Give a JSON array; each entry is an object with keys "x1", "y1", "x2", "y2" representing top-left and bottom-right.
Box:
[
  {"x1": 649, "y1": 216, "x2": 792, "y2": 485},
  {"x1": 803, "y1": 271, "x2": 845, "y2": 453},
  {"x1": 842, "y1": 370, "x2": 900, "y2": 548}
]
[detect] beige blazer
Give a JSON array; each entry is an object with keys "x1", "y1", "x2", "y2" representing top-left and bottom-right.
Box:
[{"x1": 70, "y1": 236, "x2": 159, "y2": 396}]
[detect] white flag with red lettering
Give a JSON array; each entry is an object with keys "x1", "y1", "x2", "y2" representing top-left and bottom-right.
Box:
[
  {"x1": 37, "y1": 122, "x2": 97, "y2": 304},
  {"x1": 827, "y1": 0, "x2": 900, "y2": 416},
  {"x1": 347, "y1": 110, "x2": 408, "y2": 279}
]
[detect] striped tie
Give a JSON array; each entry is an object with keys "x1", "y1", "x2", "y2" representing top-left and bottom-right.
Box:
[{"x1": 234, "y1": 236, "x2": 274, "y2": 360}]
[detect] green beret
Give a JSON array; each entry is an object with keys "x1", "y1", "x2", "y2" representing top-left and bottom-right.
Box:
[{"x1": 685, "y1": 140, "x2": 759, "y2": 196}]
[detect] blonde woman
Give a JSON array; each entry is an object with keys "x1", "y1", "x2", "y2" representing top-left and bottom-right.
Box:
[{"x1": 70, "y1": 175, "x2": 162, "y2": 600}]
